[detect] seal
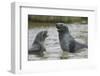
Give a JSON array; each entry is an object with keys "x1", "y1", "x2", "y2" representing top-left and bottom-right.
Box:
[
  {"x1": 28, "y1": 30, "x2": 48, "y2": 56},
  {"x1": 56, "y1": 23, "x2": 88, "y2": 53}
]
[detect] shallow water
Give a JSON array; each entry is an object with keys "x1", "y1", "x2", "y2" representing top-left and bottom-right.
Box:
[{"x1": 28, "y1": 24, "x2": 88, "y2": 61}]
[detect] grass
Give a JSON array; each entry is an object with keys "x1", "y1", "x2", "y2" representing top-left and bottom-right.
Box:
[{"x1": 28, "y1": 22, "x2": 55, "y2": 29}]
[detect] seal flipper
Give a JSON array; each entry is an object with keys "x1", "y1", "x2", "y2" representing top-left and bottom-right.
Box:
[{"x1": 69, "y1": 40, "x2": 76, "y2": 53}]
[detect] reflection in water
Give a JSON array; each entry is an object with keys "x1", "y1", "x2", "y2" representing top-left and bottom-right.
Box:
[{"x1": 28, "y1": 24, "x2": 88, "y2": 61}]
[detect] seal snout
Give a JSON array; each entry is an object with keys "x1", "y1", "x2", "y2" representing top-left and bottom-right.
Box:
[
  {"x1": 56, "y1": 23, "x2": 63, "y2": 32},
  {"x1": 43, "y1": 30, "x2": 48, "y2": 37},
  {"x1": 56, "y1": 23, "x2": 59, "y2": 28},
  {"x1": 56, "y1": 23, "x2": 69, "y2": 33},
  {"x1": 56, "y1": 23, "x2": 63, "y2": 28}
]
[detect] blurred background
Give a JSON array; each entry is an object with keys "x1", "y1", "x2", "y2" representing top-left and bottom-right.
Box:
[{"x1": 28, "y1": 15, "x2": 88, "y2": 28}]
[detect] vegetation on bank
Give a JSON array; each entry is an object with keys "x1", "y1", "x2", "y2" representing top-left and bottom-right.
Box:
[{"x1": 28, "y1": 15, "x2": 88, "y2": 28}]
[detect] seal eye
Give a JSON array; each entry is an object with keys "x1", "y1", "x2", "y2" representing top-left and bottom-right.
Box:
[{"x1": 56, "y1": 24, "x2": 59, "y2": 28}]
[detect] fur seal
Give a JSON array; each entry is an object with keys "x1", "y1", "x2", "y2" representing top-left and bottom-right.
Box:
[
  {"x1": 56, "y1": 23, "x2": 88, "y2": 53},
  {"x1": 28, "y1": 30, "x2": 48, "y2": 56}
]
